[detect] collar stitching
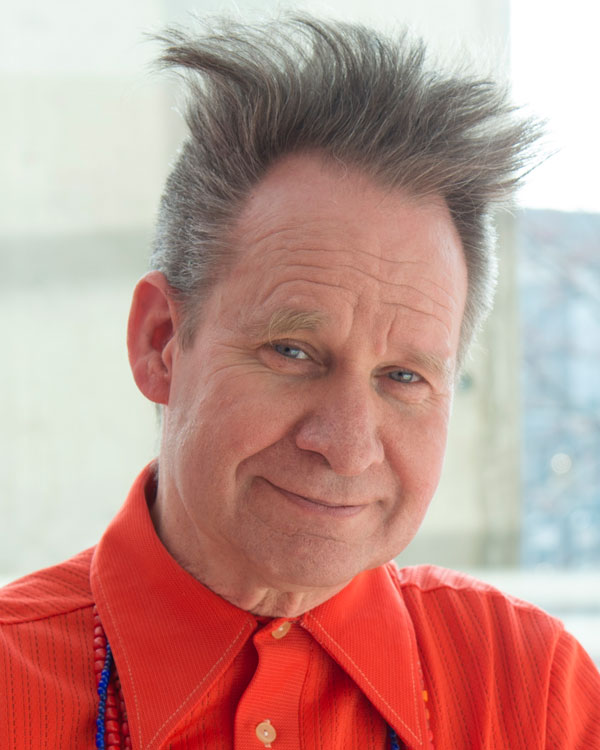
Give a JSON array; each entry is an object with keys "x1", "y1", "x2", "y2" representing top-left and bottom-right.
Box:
[
  {"x1": 304, "y1": 612, "x2": 422, "y2": 745},
  {"x1": 146, "y1": 619, "x2": 254, "y2": 749}
]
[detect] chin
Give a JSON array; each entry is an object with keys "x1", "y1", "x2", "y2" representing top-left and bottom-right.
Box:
[{"x1": 257, "y1": 541, "x2": 383, "y2": 592}]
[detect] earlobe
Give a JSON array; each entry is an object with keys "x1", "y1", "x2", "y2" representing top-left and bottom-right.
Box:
[{"x1": 127, "y1": 271, "x2": 179, "y2": 405}]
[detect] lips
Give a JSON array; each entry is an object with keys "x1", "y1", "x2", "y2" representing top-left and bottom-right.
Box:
[{"x1": 260, "y1": 478, "x2": 367, "y2": 517}]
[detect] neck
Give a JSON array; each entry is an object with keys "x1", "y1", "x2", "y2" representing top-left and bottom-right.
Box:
[
  {"x1": 150, "y1": 490, "x2": 350, "y2": 618},
  {"x1": 216, "y1": 582, "x2": 348, "y2": 618}
]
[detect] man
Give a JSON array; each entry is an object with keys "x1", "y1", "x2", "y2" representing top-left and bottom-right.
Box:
[{"x1": 1, "y1": 15, "x2": 599, "y2": 750}]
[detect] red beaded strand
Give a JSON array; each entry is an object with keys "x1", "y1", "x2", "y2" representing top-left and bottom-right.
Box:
[
  {"x1": 92, "y1": 606, "x2": 431, "y2": 749},
  {"x1": 93, "y1": 607, "x2": 131, "y2": 749}
]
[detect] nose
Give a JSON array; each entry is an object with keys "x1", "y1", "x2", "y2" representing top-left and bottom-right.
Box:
[{"x1": 294, "y1": 378, "x2": 385, "y2": 476}]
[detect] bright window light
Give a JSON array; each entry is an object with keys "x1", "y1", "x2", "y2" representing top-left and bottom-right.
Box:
[{"x1": 511, "y1": 1, "x2": 600, "y2": 213}]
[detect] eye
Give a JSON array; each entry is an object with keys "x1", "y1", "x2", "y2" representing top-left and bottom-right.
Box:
[
  {"x1": 387, "y1": 369, "x2": 423, "y2": 384},
  {"x1": 273, "y1": 342, "x2": 310, "y2": 360}
]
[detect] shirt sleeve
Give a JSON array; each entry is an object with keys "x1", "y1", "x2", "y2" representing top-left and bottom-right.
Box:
[{"x1": 545, "y1": 627, "x2": 600, "y2": 747}]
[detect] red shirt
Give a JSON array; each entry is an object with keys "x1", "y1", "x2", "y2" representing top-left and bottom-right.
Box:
[{"x1": 1, "y1": 464, "x2": 599, "y2": 748}]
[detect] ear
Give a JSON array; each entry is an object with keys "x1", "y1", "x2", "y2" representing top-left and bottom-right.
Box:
[{"x1": 127, "y1": 271, "x2": 180, "y2": 405}]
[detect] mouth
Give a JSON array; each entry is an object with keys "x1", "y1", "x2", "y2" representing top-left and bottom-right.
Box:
[{"x1": 261, "y1": 478, "x2": 367, "y2": 518}]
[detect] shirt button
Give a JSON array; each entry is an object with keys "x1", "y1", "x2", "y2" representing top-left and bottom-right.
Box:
[
  {"x1": 271, "y1": 621, "x2": 291, "y2": 639},
  {"x1": 255, "y1": 719, "x2": 277, "y2": 746}
]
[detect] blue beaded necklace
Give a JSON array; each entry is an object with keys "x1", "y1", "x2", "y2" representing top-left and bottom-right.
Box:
[
  {"x1": 388, "y1": 726, "x2": 402, "y2": 749},
  {"x1": 95, "y1": 643, "x2": 113, "y2": 749},
  {"x1": 95, "y1": 630, "x2": 405, "y2": 749}
]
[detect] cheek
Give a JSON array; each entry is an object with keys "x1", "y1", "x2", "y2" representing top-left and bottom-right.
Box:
[
  {"x1": 176, "y1": 375, "x2": 303, "y2": 471},
  {"x1": 386, "y1": 408, "x2": 450, "y2": 493}
]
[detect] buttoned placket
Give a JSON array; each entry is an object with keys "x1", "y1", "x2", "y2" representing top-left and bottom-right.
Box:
[{"x1": 234, "y1": 619, "x2": 309, "y2": 750}]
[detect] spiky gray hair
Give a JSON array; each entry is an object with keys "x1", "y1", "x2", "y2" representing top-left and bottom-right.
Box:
[{"x1": 151, "y1": 14, "x2": 542, "y2": 364}]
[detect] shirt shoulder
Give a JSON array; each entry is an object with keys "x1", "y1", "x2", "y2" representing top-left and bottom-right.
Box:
[
  {"x1": 0, "y1": 550, "x2": 97, "y2": 748},
  {"x1": 0, "y1": 547, "x2": 95, "y2": 625},
  {"x1": 387, "y1": 562, "x2": 567, "y2": 668},
  {"x1": 385, "y1": 563, "x2": 600, "y2": 746},
  {"x1": 390, "y1": 562, "x2": 562, "y2": 621}
]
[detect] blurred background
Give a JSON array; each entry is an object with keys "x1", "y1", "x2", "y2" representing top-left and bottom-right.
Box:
[{"x1": 2, "y1": 0, "x2": 599, "y2": 663}]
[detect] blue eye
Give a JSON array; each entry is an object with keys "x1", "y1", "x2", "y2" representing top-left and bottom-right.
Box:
[
  {"x1": 388, "y1": 370, "x2": 422, "y2": 383},
  {"x1": 273, "y1": 343, "x2": 310, "y2": 360}
]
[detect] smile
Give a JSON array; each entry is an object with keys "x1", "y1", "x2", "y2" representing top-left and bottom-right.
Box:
[{"x1": 262, "y1": 479, "x2": 367, "y2": 518}]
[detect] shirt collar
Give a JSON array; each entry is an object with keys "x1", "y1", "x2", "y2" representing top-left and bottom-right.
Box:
[
  {"x1": 91, "y1": 464, "x2": 429, "y2": 749},
  {"x1": 303, "y1": 566, "x2": 430, "y2": 747}
]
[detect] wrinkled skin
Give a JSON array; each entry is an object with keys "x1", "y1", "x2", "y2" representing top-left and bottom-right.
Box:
[{"x1": 128, "y1": 154, "x2": 468, "y2": 616}]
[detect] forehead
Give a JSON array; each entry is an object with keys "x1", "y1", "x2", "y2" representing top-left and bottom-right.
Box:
[
  {"x1": 222, "y1": 154, "x2": 467, "y2": 355},
  {"x1": 232, "y1": 154, "x2": 463, "y2": 272}
]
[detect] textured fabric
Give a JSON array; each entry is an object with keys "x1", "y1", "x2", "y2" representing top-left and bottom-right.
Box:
[{"x1": 1, "y1": 465, "x2": 599, "y2": 749}]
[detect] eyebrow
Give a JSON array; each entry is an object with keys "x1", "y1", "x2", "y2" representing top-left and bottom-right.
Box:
[
  {"x1": 242, "y1": 308, "x2": 328, "y2": 342},
  {"x1": 242, "y1": 307, "x2": 456, "y2": 386},
  {"x1": 402, "y1": 350, "x2": 456, "y2": 389}
]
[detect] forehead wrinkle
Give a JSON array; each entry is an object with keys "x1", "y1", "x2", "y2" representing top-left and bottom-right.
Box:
[
  {"x1": 257, "y1": 277, "x2": 358, "y2": 310},
  {"x1": 276, "y1": 236, "x2": 458, "y2": 285},
  {"x1": 253, "y1": 237, "x2": 441, "y2": 277},
  {"x1": 269, "y1": 244, "x2": 441, "y2": 273},
  {"x1": 333, "y1": 252, "x2": 458, "y2": 310},
  {"x1": 266, "y1": 256, "x2": 456, "y2": 314},
  {"x1": 253, "y1": 265, "x2": 455, "y2": 338},
  {"x1": 345, "y1": 269, "x2": 455, "y2": 314},
  {"x1": 234, "y1": 214, "x2": 355, "y2": 252},
  {"x1": 378, "y1": 299, "x2": 453, "y2": 340}
]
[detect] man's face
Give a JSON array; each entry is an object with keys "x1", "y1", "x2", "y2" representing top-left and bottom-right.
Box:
[{"x1": 159, "y1": 154, "x2": 467, "y2": 594}]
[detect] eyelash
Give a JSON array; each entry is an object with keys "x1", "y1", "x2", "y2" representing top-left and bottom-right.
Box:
[
  {"x1": 272, "y1": 342, "x2": 310, "y2": 360},
  {"x1": 271, "y1": 342, "x2": 424, "y2": 385},
  {"x1": 387, "y1": 370, "x2": 423, "y2": 384}
]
